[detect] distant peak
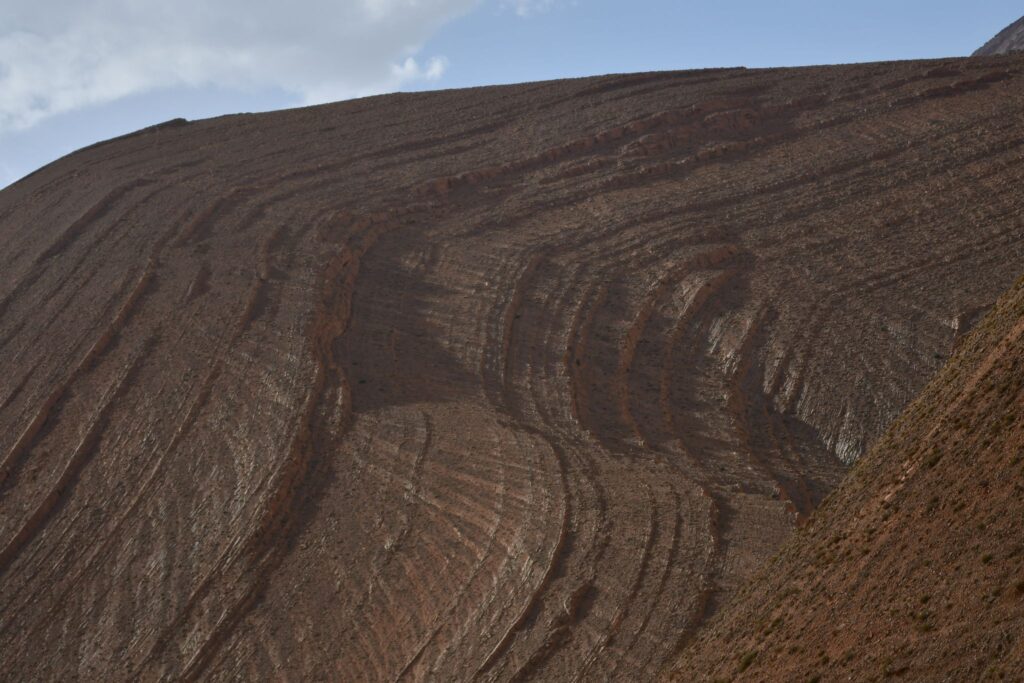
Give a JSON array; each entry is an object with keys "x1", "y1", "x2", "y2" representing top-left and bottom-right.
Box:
[{"x1": 974, "y1": 15, "x2": 1024, "y2": 56}]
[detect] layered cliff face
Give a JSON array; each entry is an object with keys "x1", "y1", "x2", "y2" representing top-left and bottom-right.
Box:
[
  {"x1": 670, "y1": 275, "x2": 1024, "y2": 682},
  {"x1": 974, "y1": 15, "x2": 1024, "y2": 56},
  {"x1": 1, "y1": 54, "x2": 1024, "y2": 681}
]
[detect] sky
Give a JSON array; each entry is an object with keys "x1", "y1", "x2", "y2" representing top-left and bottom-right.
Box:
[{"x1": 1, "y1": 0, "x2": 1020, "y2": 188}]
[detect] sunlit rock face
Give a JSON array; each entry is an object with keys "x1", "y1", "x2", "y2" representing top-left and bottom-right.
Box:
[{"x1": 1, "y1": 53, "x2": 1023, "y2": 681}]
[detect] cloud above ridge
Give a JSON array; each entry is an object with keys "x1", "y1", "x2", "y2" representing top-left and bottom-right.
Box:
[
  {"x1": 502, "y1": 0, "x2": 556, "y2": 17},
  {"x1": 0, "y1": 0, "x2": 480, "y2": 134}
]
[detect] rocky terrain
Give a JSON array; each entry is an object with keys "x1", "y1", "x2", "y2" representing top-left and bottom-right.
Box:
[
  {"x1": 1, "y1": 53, "x2": 1024, "y2": 680},
  {"x1": 975, "y1": 15, "x2": 1024, "y2": 56},
  {"x1": 671, "y1": 274, "x2": 1024, "y2": 682}
]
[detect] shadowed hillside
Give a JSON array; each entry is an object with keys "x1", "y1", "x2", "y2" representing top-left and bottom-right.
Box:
[
  {"x1": 670, "y1": 274, "x2": 1024, "y2": 681},
  {"x1": 1, "y1": 53, "x2": 1024, "y2": 680},
  {"x1": 975, "y1": 15, "x2": 1024, "y2": 56}
]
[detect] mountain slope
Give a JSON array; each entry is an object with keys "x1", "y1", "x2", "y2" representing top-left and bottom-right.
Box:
[
  {"x1": 975, "y1": 16, "x2": 1024, "y2": 56},
  {"x1": 1, "y1": 54, "x2": 1024, "y2": 680},
  {"x1": 670, "y1": 274, "x2": 1024, "y2": 682}
]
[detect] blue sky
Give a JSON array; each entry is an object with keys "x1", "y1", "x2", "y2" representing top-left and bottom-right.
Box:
[{"x1": 1, "y1": 1, "x2": 1019, "y2": 188}]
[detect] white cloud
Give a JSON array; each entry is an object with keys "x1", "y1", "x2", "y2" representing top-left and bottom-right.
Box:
[
  {"x1": 0, "y1": 161, "x2": 15, "y2": 188},
  {"x1": 0, "y1": 0, "x2": 480, "y2": 134},
  {"x1": 391, "y1": 56, "x2": 449, "y2": 82},
  {"x1": 502, "y1": 0, "x2": 556, "y2": 17}
]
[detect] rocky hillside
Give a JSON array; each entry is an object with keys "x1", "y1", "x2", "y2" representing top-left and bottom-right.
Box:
[
  {"x1": 670, "y1": 274, "x2": 1024, "y2": 682},
  {"x1": 1, "y1": 54, "x2": 1024, "y2": 680},
  {"x1": 975, "y1": 16, "x2": 1024, "y2": 56}
]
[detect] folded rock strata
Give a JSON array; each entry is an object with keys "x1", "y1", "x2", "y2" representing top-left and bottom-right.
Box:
[{"x1": 1, "y1": 54, "x2": 1024, "y2": 680}]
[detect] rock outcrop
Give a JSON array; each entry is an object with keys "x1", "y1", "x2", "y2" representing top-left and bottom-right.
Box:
[
  {"x1": 1, "y1": 53, "x2": 1024, "y2": 680},
  {"x1": 670, "y1": 274, "x2": 1024, "y2": 681},
  {"x1": 974, "y1": 15, "x2": 1024, "y2": 56}
]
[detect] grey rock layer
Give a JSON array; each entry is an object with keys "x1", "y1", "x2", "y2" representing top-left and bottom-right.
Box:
[{"x1": 974, "y1": 15, "x2": 1024, "y2": 56}]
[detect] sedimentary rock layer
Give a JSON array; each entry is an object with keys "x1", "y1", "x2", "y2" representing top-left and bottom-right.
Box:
[
  {"x1": 1, "y1": 54, "x2": 1023, "y2": 680},
  {"x1": 671, "y1": 275, "x2": 1024, "y2": 681}
]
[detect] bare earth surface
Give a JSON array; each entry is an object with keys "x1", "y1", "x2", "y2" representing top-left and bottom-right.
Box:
[
  {"x1": 1, "y1": 54, "x2": 1024, "y2": 681},
  {"x1": 671, "y1": 276, "x2": 1024, "y2": 682}
]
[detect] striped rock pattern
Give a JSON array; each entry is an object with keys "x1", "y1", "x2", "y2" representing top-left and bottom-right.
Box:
[{"x1": 1, "y1": 54, "x2": 1023, "y2": 680}]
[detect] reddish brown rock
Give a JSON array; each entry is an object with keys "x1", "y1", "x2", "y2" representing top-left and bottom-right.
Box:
[
  {"x1": 1, "y1": 54, "x2": 1024, "y2": 680},
  {"x1": 669, "y1": 276, "x2": 1024, "y2": 682}
]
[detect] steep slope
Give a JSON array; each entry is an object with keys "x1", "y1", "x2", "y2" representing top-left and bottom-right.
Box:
[
  {"x1": 1, "y1": 54, "x2": 1024, "y2": 680},
  {"x1": 670, "y1": 274, "x2": 1024, "y2": 682},
  {"x1": 975, "y1": 16, "x2": 1024, "y2": 56}
]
